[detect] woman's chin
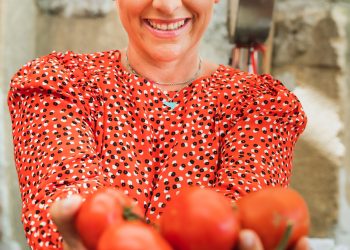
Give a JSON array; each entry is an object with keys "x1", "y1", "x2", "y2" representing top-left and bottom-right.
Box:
[{"x1": 146, "y1": 44, "x2": 192, "y2": 62}]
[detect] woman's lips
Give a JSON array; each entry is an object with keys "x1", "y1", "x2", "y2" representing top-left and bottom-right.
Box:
[{"x1": 144, "y1": 18, "x2": 191, "y2": 38}]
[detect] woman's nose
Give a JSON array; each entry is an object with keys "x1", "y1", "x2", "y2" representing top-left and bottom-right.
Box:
[{"x1": 152, "y1": 0, "x2": 182, "y2": 15}]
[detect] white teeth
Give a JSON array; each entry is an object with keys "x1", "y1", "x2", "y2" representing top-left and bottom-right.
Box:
[{"x1": 148, "y1": 19, "x2": 187, "y2": 31}]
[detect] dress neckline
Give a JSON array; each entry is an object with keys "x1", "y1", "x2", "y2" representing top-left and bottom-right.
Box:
[{"x1": 112, "y1": 49, "x2": 227, "y2": 112}]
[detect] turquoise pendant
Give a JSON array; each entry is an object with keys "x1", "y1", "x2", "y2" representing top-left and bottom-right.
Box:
[{"x1": 163, "y1": 101, "x2": 178, "y2": 110}]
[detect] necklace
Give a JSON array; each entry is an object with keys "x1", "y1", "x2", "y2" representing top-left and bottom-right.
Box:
[{"x1": 125, "y1": 51, "x2": 202, "y2": 109}]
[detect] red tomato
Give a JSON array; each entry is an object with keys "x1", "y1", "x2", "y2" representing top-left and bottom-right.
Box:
[
  {"x1": 236, "y1": 187, "x2": 310, "y2": 250},
  {"x1": 97, "y1": 221, "x2": 173, "y2": 250},
  {"x1": 75, "y1": 188, "x2": 144, "y2": 250},
  {"x1": 160, "y1": 187, "x2": 240, "y2": 250}
]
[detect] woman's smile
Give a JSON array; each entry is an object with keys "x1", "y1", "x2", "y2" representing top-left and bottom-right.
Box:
[
  {"x1": 116, "y1": 0, "x2": 218, "y2": 62},
  {"x1": 144, "y1": 18, "x2": 192, "y2": 38}
]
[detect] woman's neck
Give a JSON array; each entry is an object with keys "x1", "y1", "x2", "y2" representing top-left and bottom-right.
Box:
[{"x1": 122, "y1": 47, "x2": 204, "y2": 85}]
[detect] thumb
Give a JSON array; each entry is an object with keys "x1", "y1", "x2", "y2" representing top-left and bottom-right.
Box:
[
  {"x1": 294, "y1": 237, "x2": 310, "y2": 250},
  {"x1": 238, "y1": 230, "x2": 264, "y2": 250},
  {"x1": 49, "y1": 195, "x2": 85, "y2": 249}
]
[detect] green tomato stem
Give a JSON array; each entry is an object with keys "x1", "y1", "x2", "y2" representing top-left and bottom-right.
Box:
[
  {"x1": 122, "y1": 206, "x2": 159, "y2": 230},
  {"x1": 275, "y1": 223, "x2": 293, "y2": 250},
  {"x1": 122, "y1": 206, "x2": 144, "y2": 221}
]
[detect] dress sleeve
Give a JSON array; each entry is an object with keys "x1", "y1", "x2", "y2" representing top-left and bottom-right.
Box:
[
  {"x1": 8, "y1": 51, "x2": 106, "y2": 249},
  {"x1": 214, "y1": 73, "x2": 307, "y2": 200}
]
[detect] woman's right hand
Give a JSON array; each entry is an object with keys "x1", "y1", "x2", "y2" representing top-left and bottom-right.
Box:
[
  {"x1": 237, "y1": 229, "x2": 310, "y2": 250},
  {"x1": 49, "y1": 195, "x2": 87, "y2": 250}
]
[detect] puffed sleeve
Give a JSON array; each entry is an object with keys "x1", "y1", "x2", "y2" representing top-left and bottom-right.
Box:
[
  {"x1": 215, "y1": 73, "x2": 307, "y2": 200},
  {"x1": 8, "y1": 51, "x2": 107, "y2": 249}
]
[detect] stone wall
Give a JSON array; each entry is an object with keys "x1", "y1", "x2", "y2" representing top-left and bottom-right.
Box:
[
  {"x1": 35, "y1": 8, "x2": 127, "y2": 55},
  {"x1": 273, "y1": 0, "x2": 350, "y2": 244},
  {"x1": 35, "y1": 0, "x2": 114, "y2": 17},
  {"x1": 336, "y1": 1, "x2": 350, "y2": 245},
  {"x1": 0, "y1": 0, "x2": 37, "y2": 249}
]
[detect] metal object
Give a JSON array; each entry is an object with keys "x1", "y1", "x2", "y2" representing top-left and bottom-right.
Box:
[
  {"x1": 228, "y1": 0, "x2": 275, "y2": 74},
  {"x1": 228, "y1": 0, "x2": 275, "y2": 46}
]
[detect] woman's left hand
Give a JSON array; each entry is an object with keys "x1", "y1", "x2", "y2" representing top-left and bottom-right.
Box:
[
  {"x1": 49, "y1": 195, "x2": 87, "y2": 250},
  {"x1": 237, "y1": 229, "x2": 310, "y2": 250}
]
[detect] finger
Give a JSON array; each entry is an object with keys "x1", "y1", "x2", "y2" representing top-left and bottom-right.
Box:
[
  {"x1": 49, "y1": 195, "x2": 85, "y2": 249},
  {"x1": 238, "y1": 229, "x2": 264, "y2": 250},
  {"x1": 294, "y1": 237, "x2": 310, "y2": 250}
]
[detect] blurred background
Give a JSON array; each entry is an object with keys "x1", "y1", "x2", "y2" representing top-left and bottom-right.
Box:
[{"x1": 0, "y1": 0, "x2": 349, "y2": 249}]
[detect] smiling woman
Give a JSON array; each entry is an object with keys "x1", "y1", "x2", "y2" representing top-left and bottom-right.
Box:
[{"x1": 7, "y1": 0, "x2": 309, "y2": 250}]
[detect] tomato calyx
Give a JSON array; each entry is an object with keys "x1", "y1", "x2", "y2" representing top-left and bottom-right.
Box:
[
  {"x1": 123, "y1": 206, "x2": 144, "y2": 221},
  {"x1": 275, "y1": 223, "x2": 293, "y2": 250},
  {"x1": 231, "y1": 201, "x2": 238, "y2": 211}
]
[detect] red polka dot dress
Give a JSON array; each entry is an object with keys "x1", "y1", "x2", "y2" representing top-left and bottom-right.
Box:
[{"x1": 8, "y1": 50, "x2": 307, "y2": 249}]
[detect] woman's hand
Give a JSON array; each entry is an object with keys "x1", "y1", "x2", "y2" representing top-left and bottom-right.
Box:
[
  {"x1": 49, "y1": 195, "x2": 87, "y2": 250},
  {"x1": 238, "y1": 229, "x2": 310, "y2": 250}
]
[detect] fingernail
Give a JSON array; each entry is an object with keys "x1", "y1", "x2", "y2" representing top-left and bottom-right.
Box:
[
  {"x1": 63, "y1": 195, "x2": 81, "y2": 208},
  {"x1": 241, "y1": 230, "x2": 255, "y2": 248}
]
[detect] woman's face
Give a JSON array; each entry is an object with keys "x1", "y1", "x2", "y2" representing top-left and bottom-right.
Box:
[{"x1": 117, "y1": 0, "x2": 219, "y2": 62}]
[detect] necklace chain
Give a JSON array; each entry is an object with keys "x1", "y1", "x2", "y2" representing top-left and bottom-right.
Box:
[
  {"x1": 125, "y1": 50, "x2": 202, "y2": 87},
  {"x1": 125, "y1": 50, "x2": 202, "y2": 109}
]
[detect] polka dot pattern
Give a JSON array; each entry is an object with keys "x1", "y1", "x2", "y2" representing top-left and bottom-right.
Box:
[{"x1": 8, "y1": 50, "x2": 307, "y2": 249}]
